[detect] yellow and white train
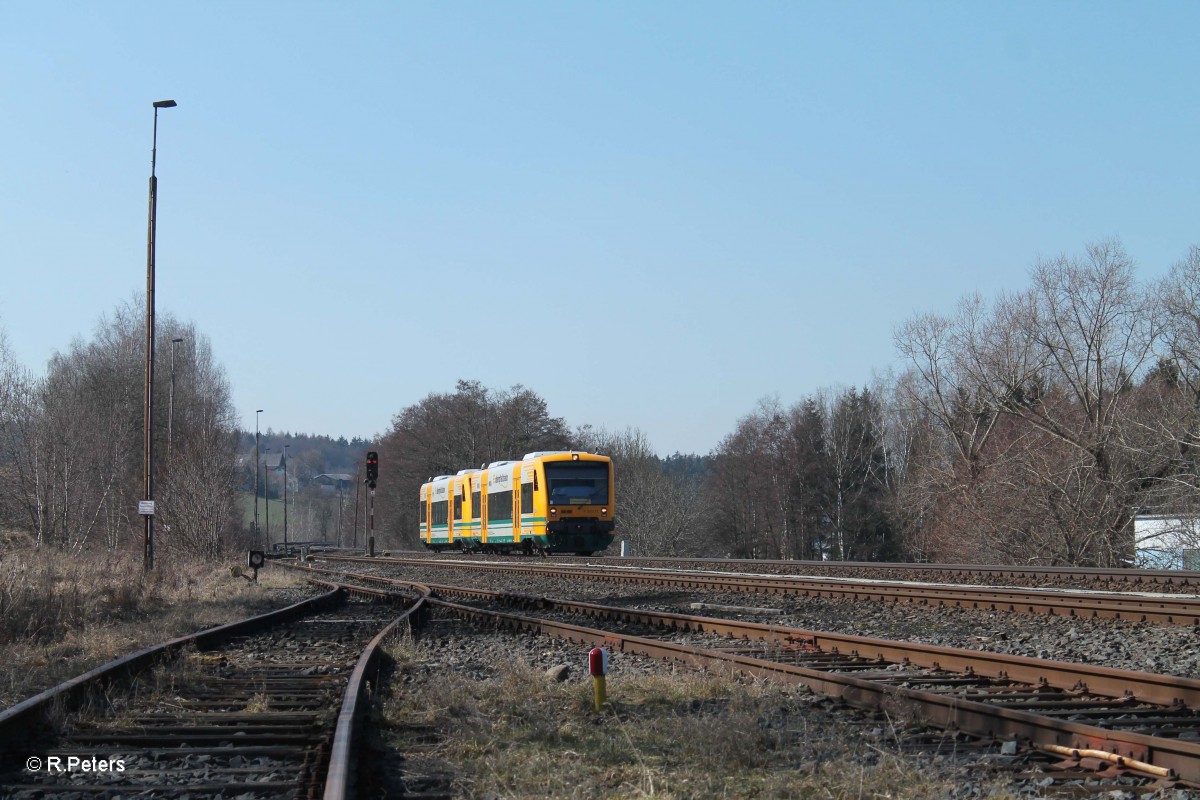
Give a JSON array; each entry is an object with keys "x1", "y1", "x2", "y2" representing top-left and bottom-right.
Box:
[{"x1": 419, "y1": 451, "x2": 615, "y2": 555}]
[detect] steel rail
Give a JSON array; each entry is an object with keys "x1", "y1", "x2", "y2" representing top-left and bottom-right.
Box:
[
  {"x1": 282, "y1": 562, "x2": 1200, "y2": 709},
  {"x1": 317, "y1": 578, "x2": 432, "y2": 800},
  {"x1": 427, "y1": 595, "x2": 1200, "y2": 783},
  {"x1": 0, "y1": 587, "x2": 342, "y2": 754},
  {"x1": 285, "y1": 562, "x2": 1200, "y2": 783},
  {"x1": 552, "y1": 555, "x2": 1200, "y2": 588},
  {"x1": 0, "y1": 576, "x2": 431, "y2": 799},
  {"x1": 362, "y1": 549, "x2": 1200, "y2": 588},
  {"x1": 314, "y1": 554, "x2": 1200, "y2": 625}
]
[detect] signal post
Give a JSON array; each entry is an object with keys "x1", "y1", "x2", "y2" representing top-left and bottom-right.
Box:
[{"x1": 366, "y1": 451, "x2": 378, "y2": 555}]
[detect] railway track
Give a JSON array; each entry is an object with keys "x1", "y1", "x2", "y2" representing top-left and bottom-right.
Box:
[
  {"x1": 0, "y1": 582, "x2": 427, "y2": 799},
  {"x1": 370, "y1": 548, "x2": 1200, "y2": 591},
  {"x1": 315, "y1": 553, "x2": 1200, "y2": 626},
  {"x1": 283, "y1": 561, "x2": 1200, "y2": 791}
]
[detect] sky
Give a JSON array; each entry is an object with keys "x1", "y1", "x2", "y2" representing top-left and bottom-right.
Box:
[{"x1": 2, "y1": 2, "x2": 1198, "y2": 457}]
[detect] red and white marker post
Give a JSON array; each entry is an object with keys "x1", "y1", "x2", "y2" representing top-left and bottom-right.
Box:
[{"x1": 589, "y1": 647, "x2": 608, "y2": 710}]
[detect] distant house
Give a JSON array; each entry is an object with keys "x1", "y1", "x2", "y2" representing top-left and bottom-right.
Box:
[
  {"x1": 313, "y1": 473, "x2": 354, "y2": 493},
  {"x1": 260, "y1": 452, "x2": 296, "y2": 495}
]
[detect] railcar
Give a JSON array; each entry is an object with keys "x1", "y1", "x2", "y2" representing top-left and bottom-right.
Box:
[{"x1": 419, "y1": 451, "x2": 615, "y2": 555}]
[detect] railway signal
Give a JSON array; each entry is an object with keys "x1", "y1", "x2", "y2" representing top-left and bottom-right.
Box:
[
  {"x1": 366, "y1": 451, "x2": 378, "y2": 490},
  {"x1": 365, "y1": 450, "x2": 378, "y2": 558}
]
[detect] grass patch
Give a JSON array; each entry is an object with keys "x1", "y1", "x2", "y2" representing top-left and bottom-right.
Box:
[
  {"x1": 378, "y1": 636, "x2": 1023, "y2": 799},
  {"x1": 0, "y1": 544, "x2": 306, "y2": 709},
  {"x1": 235, "y1": 492, "x2": 329, "y2": 548}
]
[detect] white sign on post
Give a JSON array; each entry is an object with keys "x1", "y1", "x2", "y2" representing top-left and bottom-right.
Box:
[{"x1": 138, "y1": 500, "x2": 155, "y2": 516}]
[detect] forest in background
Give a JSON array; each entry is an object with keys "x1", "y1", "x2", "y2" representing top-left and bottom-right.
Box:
[{"x1": 4, "y1": 239, "x2": 1200, "y2": 566}]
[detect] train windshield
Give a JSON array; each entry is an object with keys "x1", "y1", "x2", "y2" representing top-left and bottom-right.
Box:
[{"x1": 545, "y1": 462, "x2": 609, "y2": 505}]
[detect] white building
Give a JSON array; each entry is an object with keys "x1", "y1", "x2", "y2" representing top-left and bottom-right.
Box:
[{"x1": 1134, "y1": 514, "x2": 1200, "y2": 569}]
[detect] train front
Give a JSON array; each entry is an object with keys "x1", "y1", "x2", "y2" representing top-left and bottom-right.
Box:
[{"x1": 540, "y1": 453, "x2": 615, "y2": 555}]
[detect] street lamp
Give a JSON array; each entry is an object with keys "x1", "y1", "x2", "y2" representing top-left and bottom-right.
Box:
[
  {"x1": 143, "y1": 98, "x2": 177, "y2": 573},
  {"x1": 337, "y1": 477, "x2": 344, "y2": 548},
  {"x1": 254, "y1": 409, "x2": 264, "y2": 543},
  {"x1": 283, "y1": 443, "x2": 290, "y2": 548},
  {"x1": 168, "y1": 337, "x2": 184, "y2": 462},
  {"x1": 263, "y1": 447, "x2": 271, "y2": 547}
]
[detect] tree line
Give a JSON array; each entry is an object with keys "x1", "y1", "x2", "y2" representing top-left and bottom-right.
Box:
[
  {"x1": 0, "y1": 299, "x2": 241, "y2": 559},
  {"x1": 370, "y1": 240, "x2": 1200, "y2": 567},
  {"x1": 4, "y1": 239, "x2": 1198, "y2": 566},
  {"x1": 686, "y1": 239, "x2": 1200, "y2": 566},
  {"x1": 891, "y1": 240, "x2": 1200, "y2": 566}
]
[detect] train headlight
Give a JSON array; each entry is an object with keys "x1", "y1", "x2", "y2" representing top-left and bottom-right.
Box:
[
  {"x1": 550, "y1": 508, "x2": 558, "y2": 515},
  {"x1": 601, "y1": 508, "x2": 608, "y2": 515}
]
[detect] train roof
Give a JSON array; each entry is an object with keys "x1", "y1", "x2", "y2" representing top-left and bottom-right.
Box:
[
  {"x1": 523, "y1": 451, "x2": 579, "y2": 459},
  {"x1": 523, "y1": 450, "x2": 609, "y2": 461}
]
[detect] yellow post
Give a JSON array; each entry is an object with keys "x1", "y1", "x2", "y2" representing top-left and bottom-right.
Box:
[{"x1": 589, "y1": 647, "x2": 608, "y2": 710}]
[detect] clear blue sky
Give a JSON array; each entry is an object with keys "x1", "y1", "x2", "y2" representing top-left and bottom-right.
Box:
[{"x1": 2, "y1": 2, "x2": 1197, "y2": 456}]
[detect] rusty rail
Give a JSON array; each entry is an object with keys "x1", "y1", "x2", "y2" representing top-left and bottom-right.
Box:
[
  {"x1": 374, "y1": 549, "x2": 1200, "y2": 589},
  {"x1": 429, "y1": 595, "x2": 1200, "y2": 783},
  {"x1": 0, "y1": 587, "x2": 342, "y2": 753},
  {"x1": 0, "y1": 577, "x2": 431, "y2": 798},
  {"x1": 286, "y1": 561, "x2": 1200, "y2": 784},
  {"x1": 313, "y1": 554, "x2": 1200, "y2": 625},
  {"x1": 285, "y1": 562, "x2": 1200, "y2": 709}
]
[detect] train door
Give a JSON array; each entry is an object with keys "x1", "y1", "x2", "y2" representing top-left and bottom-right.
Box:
[
  {"x1": 462, "y1": 476, "x2": 471, "y2": 544},
  {"x1": 451, "y1": 479, "x2": 463, "y2": 544},
  {"x1": 420, "y1": 487, "x2": 428, "y2": 542},
  {"x1": 480, "y1": 473, "x2": 489, "y2": 543},
  {"x1": 469, "y1": 477, "x2": 482, "y2": 545},
  {"x1": 512, "y1": 464, "x2": 521, "y2": 542}
]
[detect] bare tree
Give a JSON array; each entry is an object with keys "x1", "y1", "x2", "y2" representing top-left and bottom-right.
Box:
[
  {"x1": 156, "y1": 333, "x2": 241, "y2": 560},
  {"x1": 0, "y1": 302, "x2": 241, "y2": 560},
  {"x1": 1152, "y1": 245, "x2": 1200, "y2": 501},
  {"x1": 374, "y1": 380, "x2": 571, "y2": 548},
  {"x1": 574, "y1": 426, "x2": 701, "y2": 556},
  {"x1": 895, "y1": 240, "x2": 1178, "y2": 565},
  {"x1": 703, "y1": 402, "x2": 788, "y2": 558},
  {"x1": 0, "y1": 328, "x2": 45, "y2": 541}
]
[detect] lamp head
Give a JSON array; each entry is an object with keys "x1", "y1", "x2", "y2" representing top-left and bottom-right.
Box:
[{"x1": 153, "y1": 100, "x2": 177, "y2": 108}]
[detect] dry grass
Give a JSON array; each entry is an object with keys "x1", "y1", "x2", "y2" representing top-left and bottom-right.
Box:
[
  {"x1": 378, "y1": 640, "x2": 1025, "y2": 799},
  {"x1": 0, "y1": 539, "x2": 305, "y2": 709}
]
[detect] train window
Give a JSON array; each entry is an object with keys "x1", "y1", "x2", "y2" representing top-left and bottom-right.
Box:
[
  {"x1": 545, "y1": 462, "x2": 610, "y2": 505},
  {"x1": 454, "y1": 494, "x2": 463, "y2": 520},
  {"x1": 521, "y1": 482, "x2": 533, "y2": 514},
  {"x1": 487, "y1": 490, "x2": 513, "y2": 521},
  {"x1": 420, "y1": 501, "x2": 427, "y2": 523},
  {"x1": 472, "y1": 490, "x2": 481, "y2": 519},
  {"x1": 431, "y1": 500, "x2": 448, "y2": 525}
]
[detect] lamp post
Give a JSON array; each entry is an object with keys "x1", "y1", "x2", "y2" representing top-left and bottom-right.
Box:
[
  {"x1": 263, "y1": 447, "x2": 271, "y2": 547},
  {"x1": 283, "y1": 443, "x2": 290, "y2": 548},
  {"x1": 143, "y1": 98, "x2": 177, "y2": 573},
  {"x1": 254, "y1": 409, "x2": 264, "y2": 543},
  {"x1": 337, "y1": 478, "x2": 344, "y2": 547},
  {"x1": 168, "y1": 337, "x2": 184, "y2": 462}
]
